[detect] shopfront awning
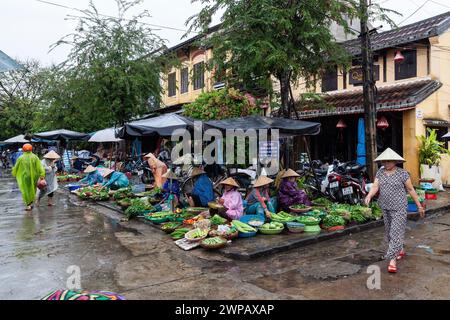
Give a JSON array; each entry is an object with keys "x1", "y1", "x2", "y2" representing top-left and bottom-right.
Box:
[
  {"x1": 423, "y1": 119, "x2": 450, "y2": 128},
  {"x1": 33, "y1": 129, "x2": 90, "y2": 141},
  {"x1": 205, "y1": 115, "x2": 321, "y2": 136},
  {"x1": 291, "y1": 78, "x2": 442, "y2": 119},
  {"x1": 118, "y1": 114, "x2": 194, "y2": 138}
]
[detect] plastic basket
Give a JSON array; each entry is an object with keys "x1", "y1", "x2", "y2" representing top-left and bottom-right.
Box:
[
  {"x1": 259, "y1": 227, "x2": 284, "y2": 235},
  {"x1": 240, "y1": 215, "x2": 265, "y2": 226},
  {"x1": 407, "y1": 203, "x2": 418, "y2": 212},
  {"x1": 425, "y1": 193, "x2": 437, "y2": 200},
  {"x1": 238, "y1": 231, "x2": 257, "y2": 238}
]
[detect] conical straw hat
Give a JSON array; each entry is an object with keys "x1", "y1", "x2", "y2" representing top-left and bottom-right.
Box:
[
  {"x1": 219, "y1": 177, "x2": 240, "y2": 188},
  {"x1": 162, "y1": 170, "x2": 178, "y2": 180},
  {"x1": 84, "y1": 165, "x2": 96, "y2": 173},
  {"x1": 282, "y1": 168, "x2": 300, "y2": 179},
  {"x1": 44, "y1": 150, "x2": 61, "y2": 160},
  {"x1": 253, "y1": 176, "x2": 274, "y2": 188},
  {"x1": 374, "y1": 148, "x2": 405, "y2": 162},
  {"x1": 101, "y1": 168, "x2": 114, "y2": 177},
  {"x1": 190, "y1": 167, "x2": 206, "y2": 178}
]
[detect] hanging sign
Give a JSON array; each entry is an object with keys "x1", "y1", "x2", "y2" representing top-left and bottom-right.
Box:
[{"x1": 349, "y1": 65, "x2": 380, "y2": 86}]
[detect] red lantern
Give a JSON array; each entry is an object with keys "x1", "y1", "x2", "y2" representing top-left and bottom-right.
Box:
[
  {"x1": 336, "y1": 119, "x2": 347, "y2": 129},
  {"x1": 377, "y1": 116, "x2": 389, "y2": 130},
  {"x1": 394, "y1": 51, "x2": 405, "y2": 64},
  {"x1": 336, "y1": 119, "x2": 347, "y2": 143}
]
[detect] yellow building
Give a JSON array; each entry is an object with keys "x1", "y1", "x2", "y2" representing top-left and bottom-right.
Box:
[
  {"x1": 293, "y1": 12, "x2": 450, "y2": 185},
  {"x1": 161, "y1": 14, "x2": 450, "y2": 185}
]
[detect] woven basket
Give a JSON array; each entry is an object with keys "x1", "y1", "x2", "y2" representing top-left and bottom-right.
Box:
[
  {"x1": 289, "y1": 206, "x2": 312, "y2": 214},
  {"x1": 200, "y1": 237, "x2": 227, "y2": 249}
]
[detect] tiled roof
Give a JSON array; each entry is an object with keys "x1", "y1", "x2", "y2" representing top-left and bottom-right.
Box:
[
  {"x1": 343, "y1": 11, "x2": 450, "y2": 55},
  {"x1": 294, "y1": 78, "x2": 442, "y2": 119}
]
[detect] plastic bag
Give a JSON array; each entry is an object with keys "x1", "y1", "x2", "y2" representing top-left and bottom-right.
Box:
[
  {"x1": 421, "y1": 165, "x2": 444, "y2": 191},
  {"x1": 194, "y1": 219, "x2": 211, "y2": 231}
]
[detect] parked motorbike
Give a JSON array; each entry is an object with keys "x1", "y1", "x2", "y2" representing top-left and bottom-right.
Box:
[{"x1": 329, "y1": 161, "x2": 368, "y2": 204}]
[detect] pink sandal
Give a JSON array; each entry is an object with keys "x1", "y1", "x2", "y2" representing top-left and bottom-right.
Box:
[
  {"x1": 388, "y1": 263, "x2": 397, "y2": 273},
  {"x1": 396, "y1": 250, "x2": 406, "y2": 261}
]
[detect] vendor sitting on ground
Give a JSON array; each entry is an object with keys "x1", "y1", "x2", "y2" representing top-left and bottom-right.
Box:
[
  {"x1": 278, "y1": 169, "x2": 311, "y2": 211},
  {"x1": 245, "y1": 176, "x2": 277, "y2": 219},
  {"x1": 187, "y1": 167, "x2": 214, "y2": 208},
  {"x1": 79, "y1": 165, "x2": 103, "y2": 186},
  {"x1": 161, "y1": 170, "x2": 180, "y2": 207},
  {"x1": 101, "y1": 169, "x2": 129, "y2": 190},
  {"x1": 70, "y1": 156, "x2": 84, "y2": 174},
  {"x1": 217, "y1": 177, "x2": 244, "y2": 220}
]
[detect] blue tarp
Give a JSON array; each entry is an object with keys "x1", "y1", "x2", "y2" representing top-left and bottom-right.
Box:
[
  {"x1": 0, "y1": 50, "x2": 23, "y2": 73},
  {"x1": 356, "y1": 118, "x2": 366, "y2": 165}
]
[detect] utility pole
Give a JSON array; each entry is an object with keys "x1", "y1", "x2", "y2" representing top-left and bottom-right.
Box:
[{"x1": 360, "y1": 0, "x2": 378, "y2": 181}]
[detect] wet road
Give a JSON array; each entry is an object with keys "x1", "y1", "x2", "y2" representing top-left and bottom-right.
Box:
[{"x1": 0, "y1": 173, "x2": 449, "y2": 300}]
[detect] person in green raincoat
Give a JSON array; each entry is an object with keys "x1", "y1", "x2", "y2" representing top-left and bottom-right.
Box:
[{"x1": 12, "y1": 144, "x2": 45, "y2": 211}]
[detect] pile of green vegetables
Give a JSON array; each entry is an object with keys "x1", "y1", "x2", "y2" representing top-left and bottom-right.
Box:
[
  {"x1": 270, "y1": 212, "x2": 296, "y2": 223},
  {"x1": 210, "y1": 214, "x2": 228, "y2": 225},
  {"x1": 291, "y1": 204, "x2": 309, "y2": 209},
  {"x1": 259, "y1": 222, "x2": 284, "y2": 230},
  {"x1": 170, "y1": 228, "x2": 191, "y2": 240},
  {"x1": 113, "y1": 187, "x2": 135, "y2": 200},
  {"x1": 124, "y1": 198, "x2": 153, "y2": 219},
  {"x1": 78, "y1": 186, "x2": 109, "y2": 201},
  {"x1": 312, "y1": 197, "x2": 333, "y2": 207},
  {"x1": 322, "y1": 215, "x2": 346, "y2": 228},
  {"x1": 231, "y1": 220, "x2": 257, "y2": 233}
]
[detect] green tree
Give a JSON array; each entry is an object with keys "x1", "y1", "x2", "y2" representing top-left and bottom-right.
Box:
[
  {"x1": 186, "y1": 0, "x2": 395, "y2": 117},
  {"x1": 49, "y1": 0, "x2": 175, "y2": 128},
  {"x1": 0, "y1": 60, "x2": 48, "y2": 140}
]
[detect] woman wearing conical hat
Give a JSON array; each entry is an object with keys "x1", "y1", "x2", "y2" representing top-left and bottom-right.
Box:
[
  {"x1": 365, "y1": 148, "x2": 425, "y2": 274},
  {"x1": 186, "y1": 167, "x2": 215, "y2": 207},
  {"x1": 79, "y1": 165, "x2": 104, "y2": 186},
  {"x1": 245, "y1": 176, "x2": 277, "y2": 220},
  {"x1": 37, "y1": 150, "x2": 61, "y2": 207},
  {"x1": 101, "y1": 169, "x2": 129, "y2": 190},
  {"x1": 143, "y1": 153, "x2": 168, "y2": 188},
  {"x1": 278, "y1": 168, "x2": 312, "y2": 211},
  {"x1": 217, "y1": 177, "x2": 244, "y2": 220}
]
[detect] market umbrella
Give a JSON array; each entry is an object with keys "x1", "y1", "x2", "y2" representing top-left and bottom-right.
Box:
[
  {"x1": 89, "y1": 128, "x2": 123, "y2": 143},
  {"x1": 118, "y1": 114, "x2": 194, "y2": 138},
  {"x1": 356, "y1": 118, "x2": 366, "y2": 165},
  {"x1": 4, "y1": 134, "x2": 29, "y2": 144},
  {"x1": 32, "y1": 129, "x2": 90, "y2": 141},
  {"x1": 442, "y1": 132, "x2": 450, "y2": 140},
  {"x1": 0, "y1": 50, "x2": 23, "y2": 73}
]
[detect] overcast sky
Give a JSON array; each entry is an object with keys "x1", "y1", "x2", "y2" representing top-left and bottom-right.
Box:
[{"x1": 1, "y1": 0, "x2": 450, "y2": 66}]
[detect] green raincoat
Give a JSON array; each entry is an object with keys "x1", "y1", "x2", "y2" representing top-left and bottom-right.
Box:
[{"x1": 12, "y1": 152, "x2": 45, "y2": 205}]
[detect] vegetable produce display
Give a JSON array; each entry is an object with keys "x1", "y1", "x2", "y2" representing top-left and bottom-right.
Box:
[
  {"x1": 210, "y1": 214, "x2": 228, "y2": 225},
  {"x1": 78, "y1": 186, "x2": 109, "y2": 201},
  {"x1": 124, "y1": 198, "x2": 153, "y2": 219},
  {"x1": 113, "y1": 187, "x2": 135, "y2": 200},
  {"x1": 161, "y1": 222, "x2": 182, "y2": 233},
  {"x1": 170, "y1": 228, "x2": 191, "y2": 240},
  {"x1": 259, "y1": 222, "x2": 284, "y2": 230},
  {"x1": 312, "y1": 197, "x2": 333, "y2": 207},
  {"x1": 270, "y1": 211, "x2": 296, "y2": 223},
  {"x1": 231, "y1": 220, "x2": 257, "y2": 233},
  {"x1": 201, "y1": 237, "x2": 227, "y2": 246},
  {"x1": 295, "y1": 216, "x2": 320, "y2": 226},
  {"x1": 248, "y1": 220, "x2": 264, "y2": 227},
  {"x1": 185, "y1": 228, "x2": 209, "y2": 241},
  {"x1": 57, "y1": 174, "x2": 81, "y2": 182},
  {"x1": 322, "y1": 215, "x2": 346, "y2": 228}
]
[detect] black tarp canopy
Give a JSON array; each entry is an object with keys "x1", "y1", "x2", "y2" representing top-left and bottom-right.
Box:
[
  {"x1": 205, "y1": 115, "x2": 321, "y2": 136},
  {"x1": 118, "y1": 114, "x2": 194, "y2": 138},
  {"x1": 32, "y1": 129, "x2": 90, "y2": 141}
]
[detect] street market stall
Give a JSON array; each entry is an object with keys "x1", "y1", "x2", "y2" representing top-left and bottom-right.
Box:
[
  {"x1": 3, "y1": 134, "x2": 29, "y2": 144},
  {"x1": 117, "y1": 114, "x2": 194, "y2": 138}
]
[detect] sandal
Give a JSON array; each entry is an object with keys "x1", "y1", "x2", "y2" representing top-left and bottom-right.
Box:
[
  {"x1": 388, "y1": 263, "x2": 397, "y2": 273},
  {"x1": 396, "y1": 250, "x2": 406, "y2": 261}
]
